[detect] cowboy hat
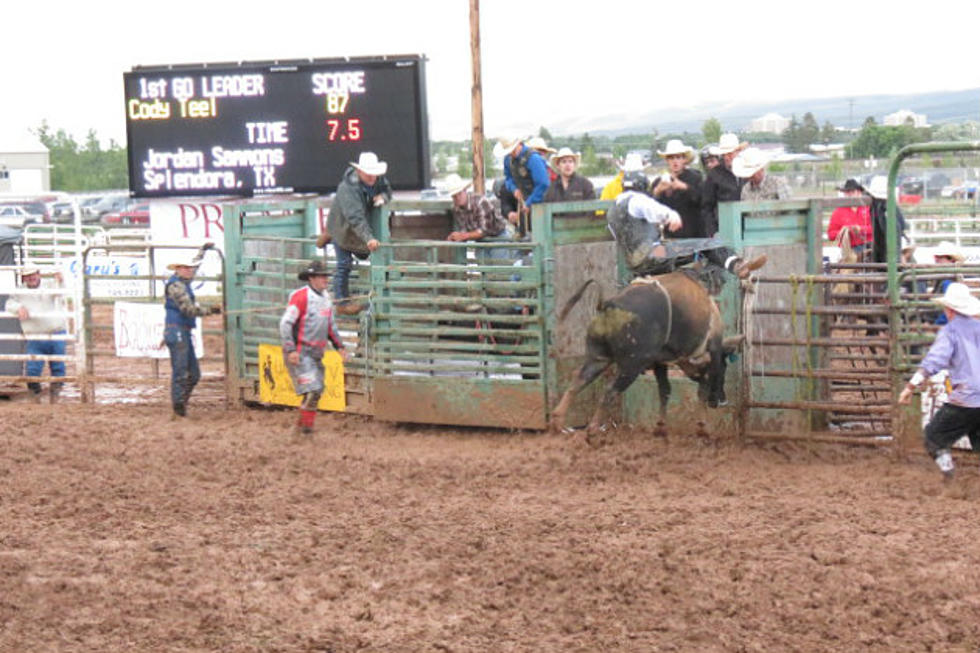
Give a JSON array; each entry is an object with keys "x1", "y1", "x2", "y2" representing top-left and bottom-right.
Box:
[
  {"x1": 350, "y1": 152, "x2": 388, "y2": 176},
  {"x1": 731, "y1": 147, "x2": 769, "y2": 178},
  {"x1": 298, "y1": 259, "x2": 330, "y2": 280},
  {"x1": 866, "y1": 176, "x2": 889, "y2": 200},
  {"x1": 932, "y1": 282, "x2": 980, "y2": 317},
  {"x1": 496, "y1": 135, "x2": 523, "y2": 152},
  {"x1": 933, "y1": 240, "x2": 965, "y2": 262},
  {"x1": 716, "y1": 133, "x2": 748, "y2": 155},
  {"x1": 20, "y1": 266, "x2": 40, "y2": 276},
  {"x1": 550, "y1": 147, "x2": 580, "y2": 166},
  {"x1": 657, "y1": 139, "x2": 695, "y2": 162},
  {"x1": 166, "y1": 256, "x2": 201, "y2": 270},
  {"x1": 621, "y1": 152, "x2": 645, "y2": 173},
  {"x1": 443, "y1": 173, "x2": 472, "y2": 197},
  {"x1": 838, "y1": 178, "x2": 865, "y2": 193},
  {"x1": 526, "y1": 136, "x2": 556, "y2": 154}
]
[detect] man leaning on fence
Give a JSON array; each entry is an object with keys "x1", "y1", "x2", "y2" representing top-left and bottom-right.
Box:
[{"x1": 6, "y1": 266, "x2": 67, "y2": 403}]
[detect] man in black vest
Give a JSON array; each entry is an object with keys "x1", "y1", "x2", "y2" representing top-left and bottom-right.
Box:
[
  {"x1": 700, "y1": 133, "x2": 747, "y2": 237},
  {"x1": 499, "y1": 135, "x2": 551, "y2": 234},
  {"x1": 651, "y1": 139, "x2": 704, "y2": 238}
]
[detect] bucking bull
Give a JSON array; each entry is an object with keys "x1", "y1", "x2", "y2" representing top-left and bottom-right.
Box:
[{"x1": 551, "y1": 269, "x2": 744, "y2": 436}]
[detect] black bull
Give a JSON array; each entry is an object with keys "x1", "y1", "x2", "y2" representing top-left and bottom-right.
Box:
[{"x1": 551, "y1": 270, "x2": 743, "y2": 434}]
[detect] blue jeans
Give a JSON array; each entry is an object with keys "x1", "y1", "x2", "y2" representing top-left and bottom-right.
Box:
[
  {"x1": 164, "y1": 326, "x2": 200, "y2": 410},
  {"x1": 332, "y1": 245, "x2": 355, "y2": 301},
  {"x1": 26, "y1": 332, "x2": 66, "y2": 386}
]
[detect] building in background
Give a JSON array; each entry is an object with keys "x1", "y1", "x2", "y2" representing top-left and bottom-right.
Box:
[
  {"x1": 0, "y1": 130, "x2": 50, "y2": 194},
  {"x1": 748, "y1": 112, "x2": 791, "y2": 134},
  {"x1": 883, "y1": 109, "x2": 929, "y2": 128}
]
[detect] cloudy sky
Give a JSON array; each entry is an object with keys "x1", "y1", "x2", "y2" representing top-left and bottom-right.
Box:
[{"x1": 1, "y1": 0, "x2": 976, "y2": 146}]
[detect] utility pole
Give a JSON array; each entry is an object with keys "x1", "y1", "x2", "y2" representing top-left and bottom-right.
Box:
[{"x1": 469, "y1": 0, "x2": 485, "y2": 195}]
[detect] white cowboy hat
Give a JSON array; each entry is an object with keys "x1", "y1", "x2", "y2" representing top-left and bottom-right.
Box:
[
  {"x1": 732, "y1": 147, "x2": 770, "y2": 178},
  {"x1": 496, "y1": 134, "x2": 523, "y2": 152},
  {"x1": 20, "y1": 266, "x2": 40, "y2": 276},
  {"x1": 657, "y1": 139, "x2": 695, "y2": 162},
  {"x1": 901, "y1": 235, "x2": 916, "y2": 254},
  {"x1": 933, "y1": 240, "x2": 965, "y2": 262},
  {"x1": 526, "y1": 136, "x2": 556, "y2": 154},
  {"x1": 716, "y1": 132, "x2": 747, "y2": 155},
  {"x1": 550, "y1": 147, "x2": 580, "y2": 166},
  {"x1": 866, "y1": 176, "x2": 889, "y2": 200},
  {"x1": 443, "y1": 173, "x2": 472, "y2": 197},
  {"x1": 350, "y1": 152, "x2": 388, "y2": 176},
  {"x1": 621, "y1": 152, "x2": 645, "y2": 173},
  {"x1": 166, "y1": 256, "x2": 201, "y2": 270},
  {"x1": 933, "y1": 282, "x2": 980, "y2": 317}
]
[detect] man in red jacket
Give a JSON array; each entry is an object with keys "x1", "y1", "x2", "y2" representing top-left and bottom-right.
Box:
[{"x1": 827, "y1": 179, "x2": 872, "y2": 255}]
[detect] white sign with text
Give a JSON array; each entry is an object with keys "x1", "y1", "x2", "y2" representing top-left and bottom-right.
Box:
[{"x1": 113, "y1": 301, "x2": 204, "y2": 359}]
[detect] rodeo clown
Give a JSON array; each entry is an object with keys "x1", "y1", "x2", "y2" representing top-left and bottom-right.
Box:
[{"x1": 279, "y1": 259, "x2": 348, "y2": 436}]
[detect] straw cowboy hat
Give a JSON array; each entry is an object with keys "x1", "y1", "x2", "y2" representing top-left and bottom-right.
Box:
[
  {"x1": 933, "y1": 240, "x2": 965, "y2": 262},
  {"x1": 657, "y1": 139, "x2": 695, "y2": 162},
  {"x1": 297, "y1": 259, "x2": 330, "y2": 280},
  {"x1": 526, "y1": 136, "x2": 556, "y2": 155},
  {"x1": 350, "y1": 152, "x2": 388, "y2": 176},
  {"x1": 731, "y1": 147, "x2": 770, "y2": 178},
  {"x1": 932, "y1": 282, "x2": 980, "y2": 317},
  {"x1": 715, "y1": 132, "x2": 748, "y2": 155},
  {"x1": 496, "y1": 134, "x2": 523, "y2": 152},
  {"x1": 550, "y1": 147, "x2": 580, "y2": 167},
  {"x1": 20, "y1": 266, "x2": 40, "y2": 276},
  {"x1": 166, "y1": 256, "x2": 201, "y2": 270},
  {"x1": 443, "y1": 173, "x2": 472, "y2": 197},
  {"x1": 621, "y1": 152, "x2": 645, "y2": 173}
]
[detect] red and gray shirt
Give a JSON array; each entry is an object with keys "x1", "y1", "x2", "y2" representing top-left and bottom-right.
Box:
[{"x1": 279, "y1": 285, "x2": 344, "y2": 356}]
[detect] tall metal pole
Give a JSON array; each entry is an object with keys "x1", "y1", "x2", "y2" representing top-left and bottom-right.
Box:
[{"x1": 469, "y1": 0, "x2": 485, "y2": 195}]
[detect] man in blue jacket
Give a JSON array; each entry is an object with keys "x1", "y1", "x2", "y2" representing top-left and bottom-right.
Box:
[{"x1": 500, "y1": 135, "x2": 551, "y2": 235}]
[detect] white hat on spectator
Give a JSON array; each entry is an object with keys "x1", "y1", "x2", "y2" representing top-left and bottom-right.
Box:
[
  {"x1": 716, "y1": 133, "x2": 748, "y2": 155},
  {"x1": 933, "y1": 240, "x2": 965, "y2": 262},
  {"x1": 866, "y1": 176, "x2": 890, "y2": 200},
  {"x1": 657, "y1": 139, "x2": 695, "y2": 162},
  {"x1": 496, "y1": 134, "x2": 523, "y2": 152},
  {"x1": 550, "y1": 147, "x2": 580, "y2": 166},
  {"x1": 732, "y1": 147, "x2": 770, "y2": 178},
  {"x1": 350, "y1": 152, "x2": 388, "y2": 176},
  {"x1": 443, "y1": 174, "x2": 472, "y2": 197},
  {"x1": 622, "y1": 153, "x2": 645, "y2": 172},
  {"x1": 526, "y1": 136, "x2": 556, "y2": 155},
  {"x1": 933, "y1": 282, "x2": 980, "y2": 316}
]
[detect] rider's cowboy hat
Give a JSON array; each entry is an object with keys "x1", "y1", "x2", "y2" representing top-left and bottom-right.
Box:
[
  {"x1": 732, "y1": 147, "x2": 770, "y2": 178},
  {"x1": 550, "y1": 147, "x2": 581, "y2": 167},
  {"x1": 443, "y1": 173, "x2": 472, "y2": 197},
  {"x1": 20, "y1": 266, "x2": 40, "y2": 276},
  {"x1": 932, "y1": 282, "x2": 980, "y2": 317},
  {"x1": 350, "y1": 152, "x2": 388, "y2": 176},
  {"x1": 298, "y1": 259, "x2": 330, "y2": 280},
  {"x1": 657, "y1": 139, "x2": 695, "y2": 162},
  {"x1": 166, "y1": 257, "x2": 201, "y2": 270}
]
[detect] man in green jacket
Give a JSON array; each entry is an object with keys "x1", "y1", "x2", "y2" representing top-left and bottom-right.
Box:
[{"x1": 326, "y1": 152, "x2": 392, "y2": 314}]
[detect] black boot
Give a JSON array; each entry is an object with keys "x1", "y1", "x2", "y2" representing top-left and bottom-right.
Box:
[{"x1": 27, "y1": 382, "x2": 42, "y2": 403}]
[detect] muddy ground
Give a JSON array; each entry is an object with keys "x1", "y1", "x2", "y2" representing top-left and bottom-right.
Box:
[{"x1": 1, "y1": 400, "x2": 979, "y2": 653}]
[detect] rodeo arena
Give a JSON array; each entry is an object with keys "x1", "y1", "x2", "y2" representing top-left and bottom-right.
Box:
[{"x1": 5, "y1": 54, "x2": 980, "y2": 652}]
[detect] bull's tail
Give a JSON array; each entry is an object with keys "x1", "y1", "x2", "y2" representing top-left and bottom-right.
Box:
[{"x1": 558, "y1": 278, "x2": 601, "y2": 323}]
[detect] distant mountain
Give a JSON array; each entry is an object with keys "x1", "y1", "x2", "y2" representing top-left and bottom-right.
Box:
[{"x1": 558, "y1": 87, "x2": 980, "y2": 137}]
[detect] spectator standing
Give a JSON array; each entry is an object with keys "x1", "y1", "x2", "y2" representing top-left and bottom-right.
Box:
[
  {"x1": 527, "y1": 137, "x2": 558, "y2": 184},
  {"x1": 866, "y1": 176, "x2": 908, "y2": 264},
  {"x1": 700, "y1": 133, "x2": 747, "y2": 236},
  {"x1": 651, "y1": 139, "x2": 705, "y2": 238},
  {"x1": 5, "y1": 266, "x2": 67, "y2": 403},
  {"x1": 600, "y1": 153, "x2": 645, "y2": 202},
  {"x1": 700, "y1": 145, "x2": 720, "y2": 172},
  {"x1": 827, "y1": 178, "x2": 873, "y2": 254},
  {"x1": 445, "y1": 174, "x2": 511, "y2": 242},
  {"x1": 898, "y1": 282, "x2": 980, "y2": 480},
  {"x1": 280, "y1": 259, "x2": 348, "y2": 437},
  {"x1": 326, "y1": 152, "x2": 392, "y2": 314},
  {"x1": 734, "y1": 147, "x2": 792, "y2": 201},
  {"x1": 543, "y1": 147, "x2": 595, "y2": 215},
  {"x1": 162, "y1": 243, "x2": 219, "y2": 418}
]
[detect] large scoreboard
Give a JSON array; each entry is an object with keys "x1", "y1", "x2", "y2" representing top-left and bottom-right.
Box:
[{"x1": 124, "y1": 55, "x2": 429, "y2": 197}]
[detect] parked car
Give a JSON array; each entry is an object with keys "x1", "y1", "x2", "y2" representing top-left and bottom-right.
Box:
[
  {"x1": 0, "y1": 205, "x2": 35, "y2": 228},
  {"x1": 101, "y1": 202, "x2": 149, "y2": 226},
  {"x1": 50, "y1": 201, "x2": 77, "y2": 223},
  {"x1": 83, "y1": 194, "x2": 130, "y2": 222}
]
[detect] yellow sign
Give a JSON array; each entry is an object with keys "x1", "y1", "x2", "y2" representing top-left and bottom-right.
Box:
[{"x1": 258, "y1": 343, "x2": 346, "y2": 411}]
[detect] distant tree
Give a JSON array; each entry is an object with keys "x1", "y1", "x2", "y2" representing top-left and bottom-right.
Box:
[
  {"x1": 845, "y1": 121, "x2": 932, "y2": 159},
  {"x1": 538, "y1": 126, "x2": 553, "y2": 142},
  {"x1": 781, "y1": 114, "x2": 802, "y2": 152},
  {"x1": 35, "y1": 121, "x2": 128, "y2": 191},
  {"x1": 435, "y1": 152, "x2": 447, "y2": 174},
  {"x1": 702, "y1": 118, "x2": 722, "y2": 145},
  {"x1": 820, "y1": 120, "x2": 836, "y2": 143},
  {"x1": 457, "y1": 156, "x2": 473, "y2": 180}
]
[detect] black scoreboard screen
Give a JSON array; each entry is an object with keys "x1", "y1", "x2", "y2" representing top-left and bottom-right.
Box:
[{"x1": 124, "y1": 56, "x2": 429, "y2": 197}]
